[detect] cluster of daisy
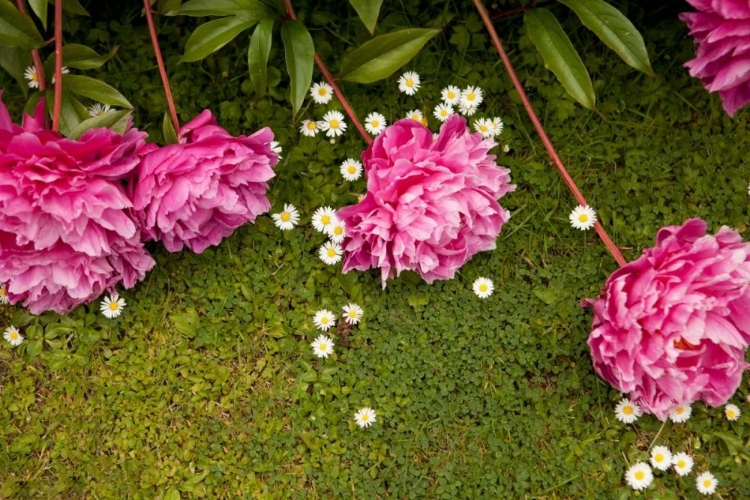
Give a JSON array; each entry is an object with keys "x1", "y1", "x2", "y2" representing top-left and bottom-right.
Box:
[
  {"x1": 309, "y1": 305, "x2": 373, "y2": 428},
  {"x1": 301, "y1": 82, "x2": 347, "y2": 139},
  {"x1": 615, "y1": 397, "x2": 743, "y2": 495},
  {"x1": 312, "y1": 206, "x2": 345, "y2": 265},
  {"x1": 24, "y1": 65, "x2": 69, "y2": 89}
]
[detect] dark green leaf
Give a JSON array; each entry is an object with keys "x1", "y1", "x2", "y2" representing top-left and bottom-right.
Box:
[
  {"x1": 558, "y1": 0, "x2": 654, "y2": 76},
  {"x1": 47, "y1": 0, "x2": 89, "y2": 16},
  {"x1": 164, "y1": 488, "x2": 181, "y2": 500},
  {"x1": 63, "y1": 74, "x2": 133, "y2": 108},
  {"x1": 163, "y1": 112, "x2": 179, "y2": 144},
  {"x1": 168, "y1": 0, "x2": 270, "y2": 19},
  {"x1": 524, "y1": 8, "x2": 595, "y2": 109},
  {"x1": 0, "y1": 45, "x2": 30, "y2": 86},
  {"x1": 28, "y1": 0, "x2": 48, "y2": 29},
  {"x1": 47, "y1": 90, "x2": 83, "y2": 137},
  {"x1": 339, "y1": 28, "x2": 439, "y2": 84},
  {"x1": 180, "y1": 16, "x2": 256, "y2": 63},
  {"x1": 280, "y1": 20, "x2": 314, "y2": 117},
  {"x1": 349, "y1": 0, "x2": 383, "y2": 35},
  {"x1": 23, "y1": 91, "x2": 42, "y2": 117},
  {"x1": 68, "y1": 110, "x2": 131, "y2": 140},
  {"x1": 158, "y1": 0, "x2": 182, "y2": 14},
  {"x1": 248, "y1": 19, "x2": 273, "y2": 98},
  {"x1": 44, "y1": 44, "x2": 120, "y2": 76},
  {"x1": 0, "y1": 1, "x2": 44, "y2": 49}
]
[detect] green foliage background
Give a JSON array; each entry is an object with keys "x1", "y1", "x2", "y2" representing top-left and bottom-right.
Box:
[{"x1": 1, "y1": 0, "x2": 749, "y2": 498}]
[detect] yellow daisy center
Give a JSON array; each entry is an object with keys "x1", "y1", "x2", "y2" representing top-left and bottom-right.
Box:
[
  {"x1": 447, "y1": 91, "x2": 455, "y2": 99},
  {"x1": 479, "y1": 284, "x2": 488, "y2": 292},
  {"x1": 319, "y1": 343, "x2": 327, "y2": 350},
  {"x1": 321, "y1": 317, "x2": 329, "y2": 325},
  {"x1": 411, "y1": 114, "x2": 420, "y2": 121},
  {"x1": 321, "y1": 215, "x2": 331, "y2": 224},
  {"x1": 675, "y1": 406, "x2": 684, "y2": 414},
  {"x1": 281, "y1": 212, "x2": 291, "y2": 222},
  {"x1": 440, "y1": 110, "x2": 448, "y2": 117},
  {"x1": 318, "y1": 88, "x2": 327, "y2": 96},
  {"x1": 578, "y1": 214, "x2": 589, "y2": 223},
  {"x1": 655, "y1": 454, "x2": 664, "y2": 463},
  {"x1": 0, "y1": 288, "x2": 6, "y2": 297},
  {"x1": 361, "y1": 414, "x2": 369, "y2": 421},
  {"x1": 9, "y1": 331, "x2": 18, "y2": 340},
  {"x1": 371, "y1": 120, "x2": 379, "y2": 127},
  {"x1": 109, "y1": 302, "x2": 119, "y2": 311},
  {"x1": 634, "y1": 471, "x2": 644, "y2": 481},
  {"x1": 32, "y1": 72, "x2": 38, "y2": 82},
  {"x1": 333, "y1": 226, "x2": 343, "y2": 236},
  {"x1": 348, "y1": 311, "x2": 357, "y2": 318},
  {"x1": 467, "y1": 92, "x2": 475, "y2": 101},
  {"x1": 330, "y1": 119, "x2": 340, "y2": 129},
  {"x1": 406, "y1": 78, "x2": 414, "y2": 87},
  {"x1": 347, "y1": 166, "x2": 356, "y2": 174},
  {"x1": 306, "y1": 121, "x2": 316, "y2": 130},
  {"x1": 623, "y1": 406, "x2": 633, "y2": 415},
  {"x1": 728, "y1": 410, "x2": 735, "y2": 418},
  {"x1": 421, "y1": 118, "x2": 428, "y2": 126},
  {"x1": 327, "y1": 248, "x2": 337, "y2": 257},
  {"x1": 480, "y1": 125, "x2": 488, "y2": 132},
  {"x1": 677, "y1": 460, "x2": 686, "y2": 468},
  {"x1": 703, "y1": 480, "x2": 712, "y2": 488}
]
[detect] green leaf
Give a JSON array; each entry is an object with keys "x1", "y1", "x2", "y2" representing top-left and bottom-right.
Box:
[
  {"x1": 168, "y1": 0, "x2": 270, "y2": 19},
  {"x1": 47, "y1": 90, "x2": 83, "y2": 137},
  {"x1": 524, "y1": 8, "x2": 595, "y2": 110},
  {"x1": 158, "y1": 0, "x2": 182, "y2": 14},
  {"x1": 349, "y1": 0, "x2": 383, "y2": 35},
  {"x1": 248, "y1": 19, "x2": 273, "y2": 98},
  {"x1": 43, "y1": 44, "x2": 120, "y2": 76},
  {"x1": 180, "y1": 16, "x2": 256, "y2": 63},
  {"x1": 164, "y1": 488, "x2": 181, "y2": 500},
  {"x1": 0, "y1": 1, "x2": 44, "y2": 49},
  {"x1": 68, "y1": 109, "x2": 131, "y2": 140},
  {"x1": 28, "y1": 0, "x2": 48, "y2": 29},
  {"x1": 339, "y1": 28, "x2": 439, "y2": 84},
  {"x1": 0, "y1": 45, "x2": 30, "y2": 86},
  {"x1": 48, "y1": 0, "x2": 89, "y2": 16},
  {"x1": 558, "y1": 0, "x2": 654, "y2": 77},
  {"x1": 280, "y1": 20, "x2": 314, "y2": 117},
  {"x1": 163, "y1": 112, "x2": 179, "y2": 144},
  {"x1": 62, "y1": 74, "x2": 133, "y2": 108}
]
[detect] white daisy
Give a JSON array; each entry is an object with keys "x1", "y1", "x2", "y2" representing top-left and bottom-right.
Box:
[
  {"x1": 310, "y1": 82, "x2": 334, "y2": 104},
  {"x1": 669, "y1": 404, "x2": 692, "y2": 423},
  {"x1": 319, "y1": 242, "x2": 343, "y2": 265},
  {"x1": 365, "y1": 112, "x2": 386, "y2": 135},
  {"x1": 342, "y1": 303, "x2": 363, "y2": 325},
  {"x1": 473, "y1": 118, "x2": 494, "y2": 139},
  {"x1": 460, "y1": 86, "x2": 483, "y2": 109},
  {"x1": 271, "y1": 141, "x2": 282, "y2": 160},
  {"x1": 441, "y1": 85, "x2": 461, "y2": 105},
  {"x1": 473, "y1": 277, "x2": 494, "y2": 299},
  {"x1": 625, "y1": 462, "x2": 653, "y2": 491},
  {"x1": 490, "y1": 117, "x2": 504, "y2": 137},
  {"x1": 3, "y1": 326, "x2": 23, "y2": 346},
  {"x1": 569, "y1": 205, "x2": 597, "y2": 231},
  {"x1": 313, "y1": 309, "x2": 336, "y2": 331},
  {"x1": 672, "y1": 452, "x2": 694, "y2": 477},
  {"x1": 0, "y1": 283, "x2": 9, "y2": 304},
  {"x1": 100, "y1": 294, "x2": 126, "y2": 319},
  {"x1": 50, "y1": 66, "x2": 70, "y2": 85},
  {"x1": 319, "y1": 111, "x2": 347, "y2": 138},
  {"x1": 614, "y1": 398, "x2": 641, "y2": 424},
  {"x1": 458, "y1": 100, "x2": 478, "y2": 116},
  {"x1": 650, "y1": 445, "x2": 672, "y2": 471},
  {"x1": 311, "y1": 334, "x2": 334, "y2": 358},
  {"x1": 24, "y1": 66, "x2": 39, "y2": 89},
  {"x1": 406, "y1": 109, "x2": 424, "y2": 122},
  {"x1": 88, "y1": 103, "x2": 112, "y2": 118},
  {"x1": 327, "y1": 220, "x2": 346, "y2": 244},
  {"x1": 311, "y1": 206, "x2": 337, "y2": 233},
  {"x1": 354, "y1": 407, "x2": 376, "y2": 428},
  {"x1": 696, "y1": 471, "x2": 717, "y2": 495},
  {"x1": 272, "y1": 204, "x2": 300, "y2": 231},
  {"x1": 300, "y1": 119, "x2": 320, "y2": 137},
  {"x1": 398, "y1": 71, "x2": 420, "y2": 95},
  {"x1": 433, "y1": 103, "x2": 454, "y2": 122},
  {"x1": 340, "y1": 158, "x2": 363, "y2": 181},
  {"x1": 725, "y1": 403, "x2": 741, "y2": 421}
]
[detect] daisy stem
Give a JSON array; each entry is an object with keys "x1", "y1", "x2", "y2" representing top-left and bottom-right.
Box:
[
  {"x1": 52, "y1": 0, "x2": 62, "y2": 132},
  {"x1": 647, "y1": 420, "x2": 667, "y2": 451},
  {"x1": 282, "y1": 0, "x2": 372, "y2": 145},
  {"x1": 15, "y1": 0, "x2": 46, "y2": 95},
  {"x1": 143, "y1": 0, "x2": 180, "y2": 134},
  {"x1": 472, "y1": 0, "x2": 627, "y2": 268}
]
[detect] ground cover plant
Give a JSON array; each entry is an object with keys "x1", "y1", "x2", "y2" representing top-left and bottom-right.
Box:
[{"x1": 1, "y1": 0, "x2": 750, "y2": 498}]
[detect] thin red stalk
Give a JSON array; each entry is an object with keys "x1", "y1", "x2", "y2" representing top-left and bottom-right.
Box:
[
  {"x1": 472, "y1": 0, "x2": 627, "y2": 268},
  {"x1": 283, "y1": 0, "x2": 371, "y2": 144},
  {"x1": 52, "y1": 0, "x2": 62, "y2": 132},
  {"x1": 15, "y1": 0, "x2": 46, "y2": 92},
  {"x1": 144, "y1": 1, "x2": 180, "y2": 133},
  {"x1": 489, "y1": 0, "x2": 539, "y2": 19}
]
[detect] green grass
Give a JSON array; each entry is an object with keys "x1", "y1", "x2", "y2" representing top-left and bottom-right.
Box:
[{"x1": 1, "y1": 0, "x2": 749, "y2": 498}]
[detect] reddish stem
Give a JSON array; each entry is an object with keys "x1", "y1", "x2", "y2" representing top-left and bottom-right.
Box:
[
  {"x1": 15, "y1": 0, "x2": 46, "y2": 92},
  {"x1": 283, "y1": 0, "x2": 371, "y2": 145},
  {"x1": 144, "y1": 1, "x2": 180, "y2": 133},
  {"x1": 490, "y1": 0, "x2": 539, "y2": 19},
  {"x1": 472, "y1": 0, "x2": 627, "y2": 268},
  {"x1": 52, "y1": 0, "x2": 62, "y2": 132}
]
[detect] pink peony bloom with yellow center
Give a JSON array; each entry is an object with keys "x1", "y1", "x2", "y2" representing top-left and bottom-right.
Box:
[
  {"x1": 585, "y1": 219, "x2": 750, "y2": 420},
  {"x1": 130, "y1": 110, "x2": 278, "y2": 253},
  {"x1": 337, "y1": 115, "x2": 514, "y2": 287},
  {"x1": 680, "y1": 0, "x2": 750, "y2": 116},
  {"x1": 0, "y1": 91, "x2": 155, "y2": 314}
]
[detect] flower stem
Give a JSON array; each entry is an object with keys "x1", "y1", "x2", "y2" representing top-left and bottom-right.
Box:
[
  {"x1": 15, "y1": 0, "x2": 46, "y2": 93},
  {"x1": 52, "y1": 0, "x2": 62, "y2": 132},
  {"x1": 472, "y1": 0, "x2": 627, "y2": 268},
  {"x1": 143, "y1": 0, "x2": 180, "y2": 133},
  {"x1": 282, "y1": 0, "x2": 372, "y2": 145},
  {"x1": 648, "y1": 420, "x2": 667, "y2": 451}
]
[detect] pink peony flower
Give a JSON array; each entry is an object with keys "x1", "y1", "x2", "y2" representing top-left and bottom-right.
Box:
[
  {"x1": 680, "y1": 0, "x2": 750, "y2": 116},
  {"x1": 585, "y1": 219, "x2": 750, "y2": 420},
  {"x1": 0, "y1": 91, "x2": 155, "y2": 314},
  {"x1": 130, "y1": 109, "x2": 278, "y2": 253},
  {"x1": 337, "y1": 115, "x2": 514, "y2": 287}
]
